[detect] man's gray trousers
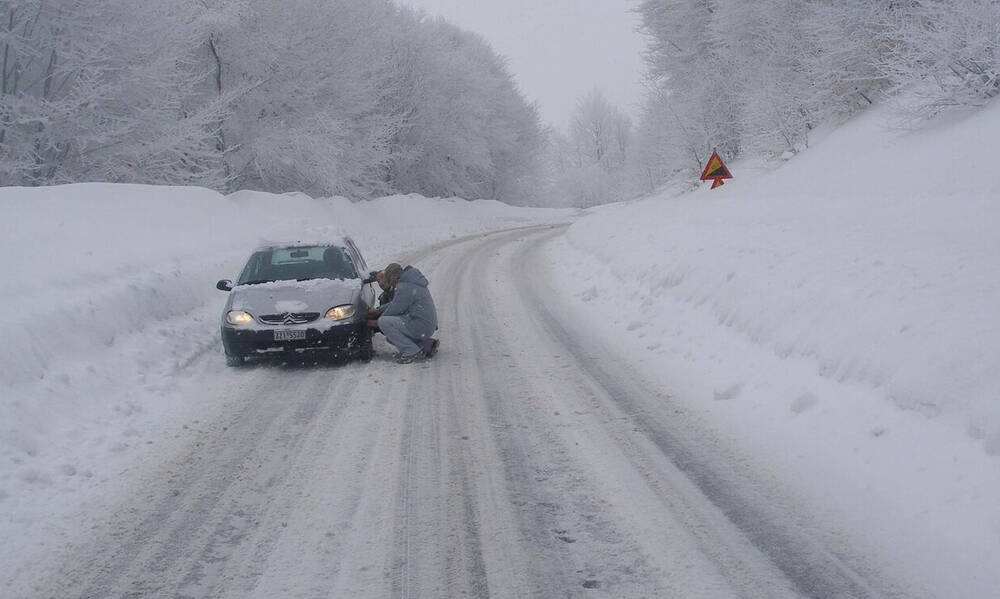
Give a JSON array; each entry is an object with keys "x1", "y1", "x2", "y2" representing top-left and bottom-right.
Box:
[{"x1": 378, "y1": 315, "x2": 432, "y2": 358}]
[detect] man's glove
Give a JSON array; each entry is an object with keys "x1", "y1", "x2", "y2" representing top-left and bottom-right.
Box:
[
  {"x1": 366, "y1": 308, "x2": 380, "y2": 319},
  {"x1": 361, "y1": 271, "x2": 378, "y2": 285}
]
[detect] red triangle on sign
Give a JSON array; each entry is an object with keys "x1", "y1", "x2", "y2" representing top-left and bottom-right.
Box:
[{"x1": 700, "y1": 150, "x2": 733, "y2": 188}]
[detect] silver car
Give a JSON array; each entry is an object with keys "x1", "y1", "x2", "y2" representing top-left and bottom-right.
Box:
[{"x1": 216, "y1": 239, "x2": 377, "y2": 366}]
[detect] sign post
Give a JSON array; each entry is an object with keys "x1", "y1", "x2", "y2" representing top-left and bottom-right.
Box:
[{"x1": 699, "y1": 150, "x2": 733, "y2": 189}]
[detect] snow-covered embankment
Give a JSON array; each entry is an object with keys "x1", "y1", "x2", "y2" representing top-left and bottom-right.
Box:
[{"x1": 546, "y1": 102, "x2": 1000, "y2": 597}]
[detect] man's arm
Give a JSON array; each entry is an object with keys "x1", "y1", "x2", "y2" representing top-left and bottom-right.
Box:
[{"x1": 379, "y1": 284, "x2": 415, "y2": 318}]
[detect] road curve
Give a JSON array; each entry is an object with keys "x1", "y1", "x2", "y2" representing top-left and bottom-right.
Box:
[{"x1": 26, "y1": 225, "x2": 916, "y2": 598}]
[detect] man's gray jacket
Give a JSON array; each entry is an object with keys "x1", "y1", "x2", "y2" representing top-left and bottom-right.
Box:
[{"x1": 380, "y1": 266, "x2": 438, "y2": 339}]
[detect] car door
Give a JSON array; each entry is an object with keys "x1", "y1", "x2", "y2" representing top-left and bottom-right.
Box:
[{"x1": 344, "y1": 238, "x2": 375, "y2": 307}]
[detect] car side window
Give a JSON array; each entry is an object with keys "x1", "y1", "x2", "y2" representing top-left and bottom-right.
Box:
[
  {"x1": 320, "y1": 246, "x2": 357, "y2": 280},
  {"x1": 237, "y1": 251, "x2": 269, "y2": 284},
  {"x1": 345, "y1": 238, "x2": 367, "y2": 273},
  {"x1": 339, "y1": 251, "x2": 359, "y2": 279}
]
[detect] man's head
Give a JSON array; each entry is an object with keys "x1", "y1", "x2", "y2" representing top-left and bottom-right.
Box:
[
  {"x1": 374, "y1": 270, "x2": 389, "y2": 291},
  {"x1": 383, "y1": 263, "x2": 403, "y2": 288}
]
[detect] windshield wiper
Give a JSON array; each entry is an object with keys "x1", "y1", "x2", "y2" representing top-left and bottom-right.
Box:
[{"x1": 239, "y1": 279, "x2": 274, "y2": 285}]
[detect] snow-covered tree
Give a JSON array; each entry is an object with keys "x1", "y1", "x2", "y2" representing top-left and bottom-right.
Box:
[
  {"x1": 632, "y1": 0, "x2": 1000, "y2": 190},
  {"x1": 381, "y1": 14, "x2": 543, "y2": 203},
  {"x1": 542, "y1": 89, "x2": 634, "y2": 207},
  {"x1": 878, "y1": 0, "x2": 1000, "y2": 120},
  {"x1": 194, "y1": 0, "x2": 401, "y2": 197},
  {"x1": 0, "y1": 0, "x2": 235, "y2": 187},
  {"x1": 635, "y1": 0, "x2": 741, "y2": 179},
  {"x1": 0, "y1": 0, "x2": 544, "y2": 203},
  {"x1": 800, "y1": 1, "x2": 891, "y2": 117},
  {"x1": 569, "y1": 89, "x2": 631, "y2": 171}
]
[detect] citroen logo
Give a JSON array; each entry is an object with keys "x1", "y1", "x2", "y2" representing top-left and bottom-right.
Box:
[{"x1": 282, "y1": 313, "x2": 296, "y2": 325}]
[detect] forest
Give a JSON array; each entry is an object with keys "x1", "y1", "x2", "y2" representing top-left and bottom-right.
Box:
[
  {"x1": 0, "y1": 0, "x2": 543, "y2": 203},
  {"x1": 1, "y1": 1, "x2": 998, "y2": 206}
]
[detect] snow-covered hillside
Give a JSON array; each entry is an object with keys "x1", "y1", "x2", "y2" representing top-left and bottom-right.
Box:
[{"x1": 546, "y1": 101, "x2": 1000, "y2": 597}]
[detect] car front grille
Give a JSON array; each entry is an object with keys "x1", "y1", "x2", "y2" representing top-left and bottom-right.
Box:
[{"x1": 258, "y1": 312, "x2": 321, "y2": 325}]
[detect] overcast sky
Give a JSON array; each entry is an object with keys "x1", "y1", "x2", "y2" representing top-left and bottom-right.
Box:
[{"x1": 398, "y1": 0, "x2": 647, "y2": 131}]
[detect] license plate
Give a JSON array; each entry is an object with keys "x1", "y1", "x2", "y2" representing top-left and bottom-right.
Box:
[{"x1": 274, "y1": 330, "x2": 306, "y2": 341}]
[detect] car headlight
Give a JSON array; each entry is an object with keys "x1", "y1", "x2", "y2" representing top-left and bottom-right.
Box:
[
  {"x1": 325, "y1": 305, "x2": 356, "y2": 321},
  {"x1": 226, "y1": 310, "x2": 254, "y2": 326}
]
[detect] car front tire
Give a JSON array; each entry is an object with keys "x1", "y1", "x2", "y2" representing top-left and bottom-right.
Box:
[
  {"x1": 225, "y1": 354, "x2": 246, "y2": 367},
  {"x1": 357, "y1": 329, "x2": 375, "y2": 361}
]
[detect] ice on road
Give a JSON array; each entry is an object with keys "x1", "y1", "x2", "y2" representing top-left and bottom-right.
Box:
[{"x1": 26, "y1": 226, "x2": 913, "y2": 598}]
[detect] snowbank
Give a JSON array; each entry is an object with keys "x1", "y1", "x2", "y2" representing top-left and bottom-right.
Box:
[
  {"x1": 0, "y1": 184, "x2": 563, "y2": 389},
  {"x1": 0, "y1": 183, "x2": 568, "y2": 578},
  {"x1": 547, "y1": 101, "x2": 1000, "y2": 596}
]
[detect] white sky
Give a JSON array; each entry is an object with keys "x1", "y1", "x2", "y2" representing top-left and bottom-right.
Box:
[{"x1": 398, "y1": 0, "x2": 647, "y2": 130}]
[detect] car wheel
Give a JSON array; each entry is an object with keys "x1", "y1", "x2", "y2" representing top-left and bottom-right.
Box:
[
  {"x1": 225, "y1": 354, "x2": 245, "y2": 367},
  {"x1": 358, "y1": 329, "x2": 375, "y2": 361}
]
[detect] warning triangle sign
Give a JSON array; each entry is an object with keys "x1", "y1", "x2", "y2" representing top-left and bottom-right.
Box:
[{"x1": 700, "y1": 150, "x2": 733, "y2": 189}]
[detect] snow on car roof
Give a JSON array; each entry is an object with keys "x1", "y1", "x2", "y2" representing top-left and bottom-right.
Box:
[{"x1": 253, "y1": 238, "x2": 352, "y2": 250}]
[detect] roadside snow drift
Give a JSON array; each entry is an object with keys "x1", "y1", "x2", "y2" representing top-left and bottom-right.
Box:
[
  {"x1": 0, "y1": 184, "x2": 564, "y2": 393},
  {"x1": 547, "y1": 101, "x2": 1000, "y2": 597}
]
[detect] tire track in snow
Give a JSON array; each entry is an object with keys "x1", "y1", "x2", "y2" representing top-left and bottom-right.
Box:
[
  {"x1": 458, "y1": 228, "x2": 710, "y2": 597},
  {"x1": 386, "y1": 239, "x2": 496, "y2": 599},
  {"x1": 35, "y1": 364, "x2": 365, "y2": 598},
  {"x1": 457, "y1": 230, "x2": 596, "y2": 596},
  {"x1": 512, "y1": 227, "x2": 913, "y2": 599}
]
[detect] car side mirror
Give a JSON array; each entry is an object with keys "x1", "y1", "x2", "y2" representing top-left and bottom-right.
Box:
[{"x1": 216, "y1": 279, "x2": 233, "y2": 292}]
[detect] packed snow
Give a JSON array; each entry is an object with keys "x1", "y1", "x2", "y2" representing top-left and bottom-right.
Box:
[{"x1": 545, "y1": 100, "x2": 1000, "y2": 597}]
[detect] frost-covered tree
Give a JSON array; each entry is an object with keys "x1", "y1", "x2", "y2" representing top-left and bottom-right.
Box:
[
  {"x1": 542, "y1": 89, "x2": 634, "y2": 207},
  {"x1": 709, "y1": 1, "x2": 810, "y2": 153},
  {"x1": 196, "y1": 0, "x2": 405, "y2": 197},
  {"x1": 878, "y1": 0, "x2": 1000, "y2": 119},
  {"x1": 633, "y1": 0, "x2": 1000, "y2": 191},
  {"x1": 635, "y1": 0, "x2": 742, "y2": 180},
  {"x1": 569, "y1": 89, "x2": 631, "y2": 171},
  {"x1": 0, "y1": 0, "x2": 544, "y2": 203},
  {"x1": 800, "y1": 1, "x2": 892, "y2": 117},
  {"x1": 0, "y1": 0, "x2": 233, "y2": 186},
  {"x1": 382, "y1": 15, "x2": 543, "y2": 203}
]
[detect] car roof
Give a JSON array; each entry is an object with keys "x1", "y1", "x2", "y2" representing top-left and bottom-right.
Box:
[{"x1": 252, "y1": 238, "x2": 354, "y2": 251}]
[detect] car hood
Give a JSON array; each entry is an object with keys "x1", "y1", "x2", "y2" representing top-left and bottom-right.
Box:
[{"x1": 229, "y1": 278, "x2": 361, "y2": 317}]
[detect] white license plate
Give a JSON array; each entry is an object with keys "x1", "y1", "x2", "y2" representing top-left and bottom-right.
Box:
[{"x1": 274, "y1": 330, "x2": 306, "y2": 341}]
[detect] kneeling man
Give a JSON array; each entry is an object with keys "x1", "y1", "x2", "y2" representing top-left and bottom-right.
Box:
[{"x1": 376, "y1": 263, "x2": 439, "y2": 363}]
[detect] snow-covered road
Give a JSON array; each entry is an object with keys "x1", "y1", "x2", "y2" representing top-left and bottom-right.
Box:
[{"x1": 25, "y1": 226, "x2": 915, "y2": 598}]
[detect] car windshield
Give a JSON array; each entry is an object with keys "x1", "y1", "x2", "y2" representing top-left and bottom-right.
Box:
[{"x1": 236, "y1": 245, "x2": 358, "y2": 285}]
